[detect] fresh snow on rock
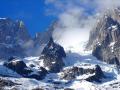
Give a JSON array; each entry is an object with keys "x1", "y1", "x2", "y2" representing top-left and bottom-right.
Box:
[{"x1": 0, "y1": 40, "x2": 119, "y2": 90}]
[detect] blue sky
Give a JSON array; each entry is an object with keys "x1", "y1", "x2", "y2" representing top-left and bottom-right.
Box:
[
  {"x1": 0, "y1": 0, "x2": 55, "y2": 37},
  {"x1": 0, "y1": 0, "x2": 118, "y2": 38}
]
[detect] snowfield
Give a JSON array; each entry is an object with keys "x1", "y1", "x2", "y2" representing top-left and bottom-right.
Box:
[{"x1": 0, "y1": 42, "x2": 120, "y2": 90}]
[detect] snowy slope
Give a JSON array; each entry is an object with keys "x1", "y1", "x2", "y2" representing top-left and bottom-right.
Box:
[{"x1": 0, "y1": 41, "x2": 120, "y2": 90}]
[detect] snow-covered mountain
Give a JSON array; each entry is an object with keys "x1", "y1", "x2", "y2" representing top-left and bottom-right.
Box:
[{"x1": 1, "y1": 8, "x2": 120, "y2": 90}]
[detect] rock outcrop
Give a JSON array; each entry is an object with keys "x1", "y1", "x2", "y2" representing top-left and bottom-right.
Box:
[
  {"x1": 60, "y1": 66, "x2": 94, "y2": 80},
  {"x1": 4, "y1": 60, "x2": 31, "y2": 75},
  {"x1": 4, "y1": 59, "x2": 48, "y2": 80},
  {"x1": 86, "y1": 65, "x2": 105, "y2": 82},
  {"x1": 39, "y1": 37, "x2": 66, "y2": 73},
  {"x1": 60, "y1": 65, "x2": 104, "y2": 81},
  {"x1": 86, "y1": 8, "x2": 120, "y2": 65}
]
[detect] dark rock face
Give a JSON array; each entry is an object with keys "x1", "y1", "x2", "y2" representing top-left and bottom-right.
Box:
[
  {"x1": 4, "y1": 59, "x2": 48, "y2": 80},
  {"x1": 95, "y1": 65, "x2": 104, "y2": 77},
  {"x1": 39, "y1": 37, "x2": 66, "y2": 73},
  {"x1": 86, "y1": 65, "x2": 105, "y2": 82},
  {"x1": 61, "y1": 66, "x2": 95, "y2": 80},
  {"x1": 32, "y1": 88, "x2": 44, "y2": 90},
  {"x1": 86, "y1": 8, "x2": 120, "y2": 65},
  {"x1": 4, "y1": 60, "x2": 32, "y2": 76},
  {"x1": 61, "y1": 65, "x2": 105, "y2": 82}
]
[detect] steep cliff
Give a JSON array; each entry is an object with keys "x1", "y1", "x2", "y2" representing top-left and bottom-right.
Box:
[{"x1": 87, "y1": 8, "x2": 120, "y2": 64}]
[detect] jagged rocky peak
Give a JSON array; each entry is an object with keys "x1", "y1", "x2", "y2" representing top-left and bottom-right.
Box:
[
  {"x1": 0, "y1": 18, "x2": 31, "y2": 44},
  {"x1": 87, "y1": 8, "x2": 120, "y2": 49},
  {"x1": 0, "y1": 18, "x2": 32, "y2": 59},
  {"x1": 16, "y1": 20, "x2": 31, "y2": 41},
  {"x1": 32, "y1": 21, "x2": 58, "y2": 56},
  {"x1": 86, "y1": 65, "x2": 105, "y2": 82},
  {"x1": 41, "y1": 37, "x2": 66, "y2": 58},
  {"x1": 60, "y1": 65, "x2": 105, "y2": 82},
  {"x1": 34, "y1": 21, "x2": 57, "y2": 45},
  {"x1": 39, "y1": 37, "x2": 66, "y2": 73},
  {"x1": 87, "y1": 8, "x2": 120, "y2": 64}
]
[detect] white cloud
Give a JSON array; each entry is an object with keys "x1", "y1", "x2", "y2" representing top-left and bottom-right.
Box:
[
  {"x1": 52, "y1": 7, "x2": 95, "y2": 50},
  {"x1": 44, "y1": 0, "x2": 120, "y2": 52}
]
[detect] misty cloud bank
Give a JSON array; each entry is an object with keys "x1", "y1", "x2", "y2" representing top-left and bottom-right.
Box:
[{"x1": 44, "y1": 0, "x2": 120, "y2": 51}]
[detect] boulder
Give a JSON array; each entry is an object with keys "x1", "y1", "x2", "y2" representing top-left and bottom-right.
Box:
[
  {"x1": 60, "y1": 65, "x2": 105, "y2": 81},
  {"x1": 60, "y1": 66, "x2": 95, "y2": 80},
  {"x1": 39, "y1": 37, "x2": 66, "y2": 73},
  {"x1": 4, "y1": 59, "x2": 48, "y2": 80},
  {"x1": 4, "y1": 60, "x2": 30, "y2": 75},
  {"x1": 86, "y1": 65, "x2": 105, "y2": 82}
]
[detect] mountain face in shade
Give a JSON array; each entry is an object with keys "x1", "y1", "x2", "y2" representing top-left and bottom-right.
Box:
[
  {"x1": 87, "y1": 8, "x2": 120, "y2": 64},
  {"x1": 0, "y1": 18, "x2": 32, "y2": 59}
]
